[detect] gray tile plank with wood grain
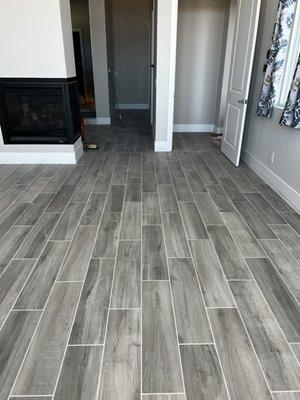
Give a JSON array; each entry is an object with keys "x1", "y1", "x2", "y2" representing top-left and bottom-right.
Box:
[
  {"x1": 0, "y1": 311, "x2": 41, "y2": 400},
  {"x1": 15, "y1": 241, "x2": 69, "y2": 310},
  {"x1": 58, "y1": 225, "x2": 97, "y2": 281},
  {"x1": 259, "y1": 239, "x2": 300, "y2": 302},
  {"x1": 0, "y1": 259, "x2": 35, "y2": 327},
  {"x1": 246, "y1": 258, "x2": 300, "y2": 342},
  {"x1": 53, "y1": 345, "x2": 103, "y2": 400},
  {"x1": 193, "y1": 192, "x2": 223, "y2": 225},
  {"x1": 190, "y1": 239, "x2": 235, "y2": 307},
  {"x1": 158, "y1": 184, "x2": 179, "y2": 213},
  {"x1": 12, "y1": 282, "x2": 82, "y2": 396},
  {"x1": 169, "y1": 258, "x2": 212, "y2": 343},
  {"x1": 230, "y1": 280, "x2": 300, "y2": 391},
  {"x1": 0, "y1": 203, "x2": 29, "y2": 241},
  {"x1": 271, "y1": 224, "x2": 300, "y2": 263},
  {"x1": 206, "y1": 185, "x2": 234, "y2": 212},
  {"x1": 245, "y1": 192, "x2": 287, "y2": 224},
  {"x1": 180, "y1": 344, "x2": 229, "y2": 400},
  {"x1": 16, "y1": 192, "x2": 54, "y2": 226},
  {"x1": 208, "y1": 308, "x2": 273, "y2": 400},
  {"x1": 233, "y1": 200, "x2": 277, "y2": 239},
  {"x1": 142, "y1": 225, "x2": 168, "y2": 280},
  {"x1": 80, "y1": 193, "x2": 106, "y2": 225},
  {"x1": 98, "y1": 310, "x2": 141, "y2": 400},
  {"x1": 207, "y1": 225, "x2": 251, "y2": 279},
  {"x1": 142, "y1": 192, "x2": 162, "y2": 225},
  {"x1": 162, "y1": 213, "x2": 190, "y2": 258},
  {"x1": 92, "y1": 212, "x2": 121, "y2": 259},
  {"x1": 142, "y1": 281, "x2": 184, "y2": 393},
  {"x1": 105, "y1": 185, "x2": 125, "y2": 212},
  {"x1": 111, "y1": 241, "x2": 141, "y2": 309},
  {"x1": 51, "y1": 202, "x2": 84, "y2": 240},
  {"x1": 179, "y1": 201, "x2": 208, "y2": 239},
  {"x1": 70, "y1": 259, "x2": 114, "y2": 344},
  {"x1": 120, "y1": 202, "x2": 142, "y2": 240},
  {"x1": 221, "y1": 211, "x2": 265, "y2": 258},
  {"x1": 46, "y1": 185, "x2": 76, "y2": 212},
  {"x1": 0, "y1": 226, "x2": 31, "y2": 274},
  {"x1": 15, "y1": 212, "x2": 60, "y2": 259}
]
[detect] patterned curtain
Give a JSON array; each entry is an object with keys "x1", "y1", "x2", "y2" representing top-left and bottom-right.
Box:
[
  {"x1": 257, "y1": 0, "x2": 296, "y2": 117},
  {"x1": 280, "y1": 53, "x2": 300, "y2": 128}
]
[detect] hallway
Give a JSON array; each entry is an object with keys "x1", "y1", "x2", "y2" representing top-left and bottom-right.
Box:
[{"x1": 0, "y1": 130, "x2": 299, "y2": 399}]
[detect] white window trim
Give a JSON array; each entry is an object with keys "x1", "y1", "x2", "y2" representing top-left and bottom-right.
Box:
[{"x1": 277, "y1": 0, "x2": 300, "y2": 109}]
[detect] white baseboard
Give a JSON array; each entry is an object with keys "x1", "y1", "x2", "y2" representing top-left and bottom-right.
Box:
[
  {"x1": 173, "y1": 124, "x2": 215, "y2": 133},
  {"x1": 242, "y1": 148, "x2": 300, "y2": 213},
  {"x1": 0, "y1": 138, "x2": 83, "y2": 165},
  {"x1": 84, "y1": 117, "x2": 111, "y2": 125},
  {"x1": 155, "y1": 141, "x2": 172, "y2": 152},
  {"x1": 118, "y1": 104, "x2": 149, "y2": 110}
]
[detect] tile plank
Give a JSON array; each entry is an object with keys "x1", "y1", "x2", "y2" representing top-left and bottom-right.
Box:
[
  {"x1": 271, "y1": 225, "x2": 300, "y2": 263},
  {"x1": 194, "y1": 192, "x2": 223, "y2": 225},
  {"x1": 233, "y1": 200, "x2": 277, "y2": 239},
  {"x1": 51, "y1": 202, "x2": 84, "y2": 240},
  {"x1": 158, "y1": 184, "x2": 179, "y2": 213},
  {"x1": 46, "y1": 185, "x2": 76, "y2": 212},
  {"x1": 162, "y1": 213, "x2": 190, "y2": 258},
  {"x1": 142, "y1": 281, "x2": 184, "y2": 393},
  {"x1": 190, "y1": 240, "x2": 235, "y2": 307},
  {"x1": 105, "y1": 185, "x2": 125, "y2": 212},
  {"x1": 70, "y1": 259, "x2": 114, "y2": 344},
  {"x1": 80, "y1": 193, "x2": 106, "y2": 225},
  {"x1": 0, "y1": 259, "x2": 35, "y2": 327},
  {"x1": 12, "y1": 282, "x2": 82, "y2": 396},
  {"x1": 208, "y1": 308, "x2": 273, "y2": 400},
  {"x1": 15, "y1": 241, "x2": 69, "y2": 310},
  {"x1": 179, "y1": 202, "x2": 208, "y2": 239},
  {"x1": 120, "y1": 202, "x2": 141, "y2": 240},
  {"x1": 259, "y1": 239, "x2": 300, "y2": 302},
  {"x1": 207, "y1": 225, "x2": 251, "y2": 279},
  {"x1": 0, "y1": 311, "x2": 41, "y2": 400},
  {"x1": 111, "y1": 241, "x2": 141, "y2": 309},
  {"x1": 92, "y1": 213, "x2": 121, "y2": 259},
  {"x1": 142, "y1": 192, "x2": 162, "y2": 225},
  {"x1": 53, "y1": 345, "x2": 103, "y2": 400},
  {"x1": 180, "y1": 344, "x2": 229, "y2": 400},
  {"x1": 231, "y1": 280, "x2": 300, "y2": 391},
  {"x1": 58, "y1": 225, "x2": 97, "y2": 281},
  {"x1": 142, "y1": 225, "x2": 168, "y2": 280},
  {"x1": 169, "y1": 258, "x2": 212, "y2": 343},
  {"x1": 98, "y1": 310, "x2": 141, "y2": 400},
  {"x1": 15, "y1": 213, "x2": 60, "y2": 259},
  {"x1": 246, "y1": 258, "x2": 300, "y2": 342},
  {"x1": 245, "y1": 192, "x2": 286, "y2": 224}
]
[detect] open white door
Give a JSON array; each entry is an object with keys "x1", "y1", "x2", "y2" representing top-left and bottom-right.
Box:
[{"x1": 221, "y1": 0, "x2": 261, "y2": 166}]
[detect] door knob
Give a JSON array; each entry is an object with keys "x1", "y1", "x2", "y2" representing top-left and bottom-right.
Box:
[{"x1": 238, "y1": 99, "x2": 248, "y2": 104}]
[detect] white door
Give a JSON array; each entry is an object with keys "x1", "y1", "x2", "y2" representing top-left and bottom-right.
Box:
[
  {"x1": 221, "y1": 0, "x2": 261, "y2": 166},
  {"x1": 150, "y1": 0, "x2": 157, "y2": 130}
]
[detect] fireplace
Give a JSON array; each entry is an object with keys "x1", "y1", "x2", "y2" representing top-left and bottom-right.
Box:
[{"x1": 0, "y1": 78, "x2": 81, "y2": 145}]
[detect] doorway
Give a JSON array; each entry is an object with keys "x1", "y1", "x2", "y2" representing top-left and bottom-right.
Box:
[
  {"x1": 172, "y1": 0, "x2": 261, "y2": 165},
  {"x1": 105, "y1": 0, "x2": 153, "y2": 134}
]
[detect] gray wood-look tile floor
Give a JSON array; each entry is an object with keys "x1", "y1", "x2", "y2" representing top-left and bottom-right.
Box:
[{"x1": 0, "y1": 116, "x2": 299, "y2": 399}]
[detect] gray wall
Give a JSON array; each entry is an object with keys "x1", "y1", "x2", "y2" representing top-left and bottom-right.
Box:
[
  {"x1": 70, "y1": 0, "x2": 94, "y2": 99},
  {"x1": 108, "y1": 0, "x2": 151, "y2": 107},
  {"x1": 242, "y1": 0, "x2": 300, "y2": 210},
  {"x1": 174, "y1": 0, "x2": 227, "y2": 126}
]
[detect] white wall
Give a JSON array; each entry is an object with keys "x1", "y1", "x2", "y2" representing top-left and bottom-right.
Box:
[
  {"x1": 174, "y1": 0, "x2": 227, "y2": 131},
  {"x1": 242, "y1": 0, "x2": 300, "y2": 212},
  {"x1": 108, "y1": 0, "x2": 151, "y2": 107},
  {"x1": 0, "y1": 0, "x2": 75, "y2": 78},
  {"x1": 89, "y1": 0, "x2": 111, "y2": 123}
]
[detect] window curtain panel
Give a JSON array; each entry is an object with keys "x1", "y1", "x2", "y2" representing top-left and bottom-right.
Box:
[
  {"x1": 280, "y1": 53, "x2": 300, "y2": 128},
  {"x1": 257, "y1": 0, "x2": 296, "y2": 117}
]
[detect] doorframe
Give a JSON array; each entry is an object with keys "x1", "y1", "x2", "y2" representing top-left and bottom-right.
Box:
[{"x1": 154, "y1": 0, "x2": 178, "y2": 152}]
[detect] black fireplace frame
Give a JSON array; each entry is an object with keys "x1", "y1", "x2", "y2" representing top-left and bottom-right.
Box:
[{"x1": 0, "y1": 77, "x2": 81, "y2": 145}]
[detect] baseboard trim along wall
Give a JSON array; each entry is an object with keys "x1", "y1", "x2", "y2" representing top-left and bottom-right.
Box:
[
  {"x1": 84, "y1": 117, "x2": 111, "y2": 125},
  {"x1": 242, "y1": 148, "x2": 300, "y2": 213},
  {"x1": 118, "y1": 104, "x2": 149, "y2": 110},
  {"x1": 173, "y1": 124, "x2": 216, "y2": 133},
  {"x1": 0, "y1": 138, "x2": 83, "y2": 165}
]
